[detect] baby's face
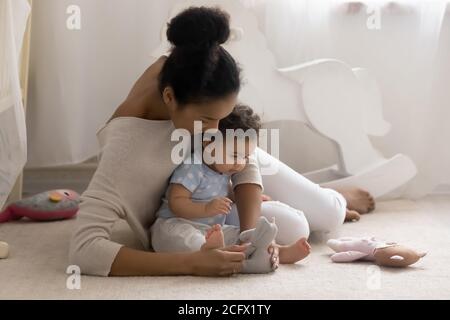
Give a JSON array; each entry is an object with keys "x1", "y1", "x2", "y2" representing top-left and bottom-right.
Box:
[{"x1": 210, "y1": 138, "x2": 256, "y2": 175}]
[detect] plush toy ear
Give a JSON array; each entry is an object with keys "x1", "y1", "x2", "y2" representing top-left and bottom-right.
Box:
[{"x1": 239, "y1": 228, "x2": 255, "y2": 244}]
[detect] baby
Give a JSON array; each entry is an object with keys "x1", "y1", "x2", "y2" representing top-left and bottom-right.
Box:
[{"x1": 151, "y1": 104, "x2": 310, "y2": 266}]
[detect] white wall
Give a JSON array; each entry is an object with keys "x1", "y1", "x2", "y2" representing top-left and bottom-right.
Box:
[{"x1": 26, "y1": 0, "x2": 178, "y2": 166}]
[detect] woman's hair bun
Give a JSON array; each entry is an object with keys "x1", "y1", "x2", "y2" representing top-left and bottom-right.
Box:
[{"x1": 166, "y1": 6, "x2": 230, "y2": 48}]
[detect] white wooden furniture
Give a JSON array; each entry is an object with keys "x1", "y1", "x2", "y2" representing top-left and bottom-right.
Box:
[
  {"x1": 152, "y1": 0, "x2": 417, "y2": 199},
  {"x1": 279, "y1": 60, "x2": 417, "y2": 197}
]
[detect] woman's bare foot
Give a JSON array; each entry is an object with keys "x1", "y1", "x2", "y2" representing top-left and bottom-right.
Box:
[
  {"x1": 345, "y1": 209, "x2": 361, "y2": 222},
  {"x1": 201, "y1": 224, "x2": 225, "y2": 250},
  {"x1": 334, "y1": 187, "x2": 375, "y2": 214},
  {"x1": 278, "y1": 238, "x2": 311, "y2": 264}
]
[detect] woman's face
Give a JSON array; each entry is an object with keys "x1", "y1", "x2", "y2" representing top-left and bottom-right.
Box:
[{"x1": 163, "y1": 87, "x2": 238, "y2": 133}]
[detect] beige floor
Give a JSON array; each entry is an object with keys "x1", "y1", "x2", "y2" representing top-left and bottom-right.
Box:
[{"x1": 0, "y1": 195, "x2": 449, "y2": 300}]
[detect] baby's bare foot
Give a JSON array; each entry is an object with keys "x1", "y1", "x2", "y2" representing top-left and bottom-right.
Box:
[
  {"x1": 334, "y1": 187, "x2": 375, "y2": 214},
  {"x1": 345, "y1": 209, "x2": 361, "y2": 222},
  {"x1": 201, "y1": 224, "x2": 225, "y2": 250},
  {"x1": 279, "y1": 238, "x2": 311, "y2": 264}
]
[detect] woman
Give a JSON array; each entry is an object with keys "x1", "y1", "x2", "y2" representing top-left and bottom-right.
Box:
[{"x1": 69, "y1": 7, "x2": 374, "y2": 277}]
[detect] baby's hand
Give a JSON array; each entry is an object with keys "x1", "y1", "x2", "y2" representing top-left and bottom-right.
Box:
[{"x1": 205, "y1": 197, "x2": 233, "y2": 216}]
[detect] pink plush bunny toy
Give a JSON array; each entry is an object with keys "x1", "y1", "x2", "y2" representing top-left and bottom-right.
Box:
[{"x1": 327, "y1": 237, "x2": 426, "y2": 267}]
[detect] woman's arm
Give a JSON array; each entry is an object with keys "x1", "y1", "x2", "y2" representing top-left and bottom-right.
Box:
[
  {"x1": 69, "y1": 195, "x2": 246, "y2": 277},
  {"x1": 109, "y1": 181, "x2": 245, "y2": 276},
  {"x1": 109, "y1": 245, "x2": 246, "y2": 277}
]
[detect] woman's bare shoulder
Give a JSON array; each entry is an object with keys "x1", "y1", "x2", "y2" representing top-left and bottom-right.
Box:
[{"x1": 109, "y1": 56, "x2": 168, "y2": 122}]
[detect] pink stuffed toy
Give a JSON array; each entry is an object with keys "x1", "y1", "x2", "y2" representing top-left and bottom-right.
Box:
[
  {"x1": 0, "y1": 189, "x2": 80, "y2": 223},
  {"x1": 327, "y1": 237, "x2": 426, "y2": 267}
]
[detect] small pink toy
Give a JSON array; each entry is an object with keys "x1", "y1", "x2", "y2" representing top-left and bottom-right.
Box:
[
  {"x1": 0, "y1": 189, "x2": 80, "y2": 223},
  {"x1": 327, "y1": 237, "x2": 426, "y2": 267}
]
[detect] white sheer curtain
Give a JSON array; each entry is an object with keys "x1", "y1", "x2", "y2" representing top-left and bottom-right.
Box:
[
  {"x1": 254, "y1": 0, "x2": 337, "y2": 66},
  {"x1": 0, "y1": 0, "x2": 30, "y2": 208},
  {"x1": 244, "y1": 0, "x2": 450, "y2": 198}
]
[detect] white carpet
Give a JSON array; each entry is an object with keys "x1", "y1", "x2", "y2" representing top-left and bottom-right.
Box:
[{"x1": 1, "y1": 195, "x2": 449, "y2": 300}]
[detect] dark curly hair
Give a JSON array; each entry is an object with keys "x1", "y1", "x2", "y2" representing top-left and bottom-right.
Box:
[
  {"x1": 159, "y1": 6, "x2": 241, "y2": 105},
  {"x1": 218, "y1": 104, "x2": 261, "y2": 135}
]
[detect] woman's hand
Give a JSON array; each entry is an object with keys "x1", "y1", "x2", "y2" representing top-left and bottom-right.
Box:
[{"x1": 188, "y1": 244, "x2": 246, "y2": 276}]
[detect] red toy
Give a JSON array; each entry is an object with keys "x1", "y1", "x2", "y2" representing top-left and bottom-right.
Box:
[{"x1": 0, "y1": 189, "x2": 80, "y2": 223}]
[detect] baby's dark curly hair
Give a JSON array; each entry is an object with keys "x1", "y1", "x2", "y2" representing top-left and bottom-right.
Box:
[{"x1": 218, "y1": 104, "x2": 261, "y2": 135}]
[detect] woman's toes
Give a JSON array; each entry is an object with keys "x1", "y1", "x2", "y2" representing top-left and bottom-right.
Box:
[
  {"x1": 336, "y1": 187, "x2": 375, "y2": 214},
  {"x1": 345, "y1": 209, "x2": 361, "y2": 222}
]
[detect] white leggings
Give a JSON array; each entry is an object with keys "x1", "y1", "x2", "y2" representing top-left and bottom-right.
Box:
[{"x1": 226, "y1": 148, "x2": 347, "y2": 245}]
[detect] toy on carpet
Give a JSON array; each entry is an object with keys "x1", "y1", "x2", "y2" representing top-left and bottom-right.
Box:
[
  {"x1": 327, "y1": 236, "x2": 426, "y2": 267},
  {"x1": 0, "y1": 189, "x2": 80, "y2": 223},
  {"x1": 240, "y1": 216, "x2": 278, "y2": 274}
]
